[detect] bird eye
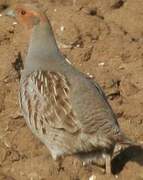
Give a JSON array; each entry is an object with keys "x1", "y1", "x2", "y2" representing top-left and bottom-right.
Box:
[{"x1": 21, "y1": 10, "x2": 26, "y2": 15}]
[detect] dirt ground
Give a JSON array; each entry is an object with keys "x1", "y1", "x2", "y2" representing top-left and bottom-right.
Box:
[{"x1": 0, "y1": 0, "x2": 143, "y2": 179}]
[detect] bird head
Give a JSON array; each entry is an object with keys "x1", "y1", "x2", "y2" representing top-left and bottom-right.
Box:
[{"x1": 4, "y1": 4, "x2": 48, "y2": 29}]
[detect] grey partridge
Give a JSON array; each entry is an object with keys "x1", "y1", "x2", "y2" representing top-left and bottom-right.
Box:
[{"x1": 5, "y1": 3, "x2": 133, "y2": 174}]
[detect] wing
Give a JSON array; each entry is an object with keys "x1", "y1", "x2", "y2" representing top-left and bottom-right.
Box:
[
  {"x1": 92, "y1": 80, "x2": 118, "y2": 122},
  {"x1": 69, "y1": 74, "x2": 121, "y2": 138},
  {"x1": 20, "y1": 70, "x2": 80, "y2": 134},
  {"x1": 20, "y1": 69, "x2": 121, "y2": 140}
]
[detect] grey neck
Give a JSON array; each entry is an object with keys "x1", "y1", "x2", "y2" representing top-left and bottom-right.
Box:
[{"x1": 24, "y1": 22, "x2": 62, "y2": 70}]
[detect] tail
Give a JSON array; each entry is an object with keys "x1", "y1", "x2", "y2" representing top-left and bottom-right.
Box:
[{"x1": 113, "y1": 133, "x2": 141, "y2": 157}]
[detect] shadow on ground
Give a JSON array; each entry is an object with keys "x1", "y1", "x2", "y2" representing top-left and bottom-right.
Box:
[{"x1": 112, "y1": 145, "x2": 143, "y2": 174}]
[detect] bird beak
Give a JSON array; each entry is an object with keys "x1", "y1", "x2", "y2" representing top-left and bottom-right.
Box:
[{"x1": 3, "y1": 9, "x2": 16, "y2": 17}]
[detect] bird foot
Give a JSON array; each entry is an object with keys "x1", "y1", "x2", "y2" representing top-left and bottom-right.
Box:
[{"x1": 54, "y1": 156, "x2": 64, "y2": 172}]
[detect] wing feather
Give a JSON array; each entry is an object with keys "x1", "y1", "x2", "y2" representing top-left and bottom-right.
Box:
[{"x1": 20, "y1": 70, "x2": 80, "y2": 134}]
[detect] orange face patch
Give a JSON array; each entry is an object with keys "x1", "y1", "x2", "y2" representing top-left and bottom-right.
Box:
[{"x1": 14, "y1": 5, "x2": 47, "y2": 29}]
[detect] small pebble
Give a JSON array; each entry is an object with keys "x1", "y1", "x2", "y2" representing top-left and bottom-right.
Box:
[
  {"x1": 3, "y1": 138, "x2": 11, "y2": 147},
  {"x1": 12, "y1": 22, "x2": 17, "y2": 25},
  {"x1": 82, "y1": 161, "x2": 85, "y2": 165},
  {"x1": 76, "y1": 44, "x2": 80, "y2": 48},
  {"x1": 54, "y1": 9, "x2": 57, "y2": 12},
  {"x1": 98, "y1": 62, "x2": 105, "y2": 66},
  {"x1": 0, "y1": 14, "x2": 2, "y2": 17},
  {"x1": 60, "y1": 26, "x2": 65, "y2": 32},
  {"x1": 58, "y1": 42, "x2": 72, "y2": 49},
  {"x1": 89, "y1": 175, "x2": 96, "y2": 180},
  {"x1": 118, "y1": 65, "x2": 125, "y2": 70},
  {"x1": 115, "y1": 175, "x2": 118, "y2": 178},
  {"x1": 87, "y1": 72, "x2": 93, "y2": 78}
]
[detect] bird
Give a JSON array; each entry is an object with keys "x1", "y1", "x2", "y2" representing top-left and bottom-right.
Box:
[{"x1": 5, "y1": 3, "x2": 134, "y2": 174}]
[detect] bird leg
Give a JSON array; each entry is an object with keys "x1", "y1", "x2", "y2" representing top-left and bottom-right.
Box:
[
  {"x1": 53, "y1": 155, "x2": 64, "y2": 172},
  {"x1": 104, "y1": 154, "x2": 111, "y2": 174}
]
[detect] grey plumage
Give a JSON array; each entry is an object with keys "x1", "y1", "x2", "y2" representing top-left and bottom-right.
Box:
[{"x1": 6, "y1": 3, "x2": 133, "y2": 174}]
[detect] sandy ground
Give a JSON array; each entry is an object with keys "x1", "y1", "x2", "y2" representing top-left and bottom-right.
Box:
[{"x1": 0, "y1": 0, "x2": 143, "y2": 179}]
